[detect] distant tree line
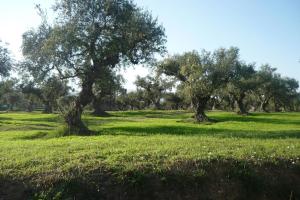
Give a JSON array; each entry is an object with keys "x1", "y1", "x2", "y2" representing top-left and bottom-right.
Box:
[
  {"x1": 0, "y1": 0, "x2": 299, "y2": 134},
  {"x1": 112, "y1": 49, "x2": 299, "y2": 122},
  {"x1": 1, "y1": 44, "x2": 299, "y2": 119}
]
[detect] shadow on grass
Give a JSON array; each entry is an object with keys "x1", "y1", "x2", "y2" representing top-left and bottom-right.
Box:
[
  {"x1": 0, "y1": 114, "x2": 60, "y2": 125},
  {"x1": 110, "y1": 111, "x2": 300, "y2": 126},
  {"x1": 84, "y1": 118, "x2": 138, "y2": 126},
  {"x1": 103, "y1": 125, "x2": 300, "y2": 139},
  {"x1": 0, "y1": 125, "x2": 55, "y2": 132},
  {"x1": 213, "y1": 114, "x2": 300, "y2": 126},
  {"x1": 2, "y1": 111, "x2": 300, "y2": 140},
  {"x1": 18, "y1": 132, "x2": 49, "y2": 140},
  {"x1": 0, "y1": 117, "x2": 14, "y2": 121},
  {"x1": 110, "y1": 110, "x2": 190, "y2": 119},
  {"x1": 17, "y1": 116, "x2": 61, "y2": 123}
]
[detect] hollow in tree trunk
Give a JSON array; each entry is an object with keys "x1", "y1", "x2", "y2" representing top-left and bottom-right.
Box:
[{"x1": 193, "y1": 96, "x2": 210, "y2": 122}]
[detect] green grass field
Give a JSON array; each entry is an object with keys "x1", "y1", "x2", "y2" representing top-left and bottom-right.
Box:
[{"x1": 0, "y1": 111, "x2": 299, "y2": 199}]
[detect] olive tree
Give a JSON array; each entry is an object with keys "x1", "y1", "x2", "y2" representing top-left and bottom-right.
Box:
[
  {"x1": 41, "y1": 77, "x2": 70, "y2": 113},
  {"x1": 272, "y1": 76, "x2": 299, "y2": 111},
  {"x1": 159, "y1": 48, "x2": 239, "y2": 122},
  {"x1": 226, "y1": 63, "x2": 257, "y2": 115},
  {"x1": 21, "y1": 76, "x2": 69, "y2": 113},
  {"x1": 135, "y1": 75, "x2": 173, "y2": 109},
  {"x1": 116, "y1": 90, "x2": 145, "y2": 110},
  {"x1": 0, "y1": 40, "x2": 12, "y2": 78},
  {"x1": 0, "y1": 79, "x2": 20, "y2": 111},
  {"x1": 0, "y1": 40, "x2": 12, "y2": 77},
  {"x1": 92, "y1": 70, "x2": 124, "y2": 116},
  {"x1": 0, "y1": 41, "x2": 13, "y2": 111},
  {"x1": 255, "y1": 65, "x2": 279, "y2": 112},
  {"x1": 21, "y1": 0, "x2": 166, "y2": 134}
]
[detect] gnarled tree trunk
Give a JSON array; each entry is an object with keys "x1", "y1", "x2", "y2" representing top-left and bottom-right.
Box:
[
  {"x1": 27, "y1": 101, "x2": 34, "y2": 112},
  {"x1": 260, "y1": 101, "x2": 268, "y2": 112},
  {"x1": 236, "y1": 93, "x2": 248, "y2": 115},
  {"x1": 153, "y1": 98, "x2": 161, "y2": 110},
  {"x1": 227, "y1": 95, "x2": 235, "y2": 111},
  {"x1": 260, "y1": 97, "x2": 270, "y2": 112},
  {"x1": 274, "y1": 98, "x2": 281, "y2": 112},
  {"x1": 193, "y1": 96, "x2": 210, "y2": 122},
  {"x1": 43, "y1": 102, "x2": 53, "y2": 114},
  {"x1": 92, "y1": 97, "x2": 109, "y2": 117},
  {"x1": 64, "y1": 76, "x2": 94, "y2": 135},
  {"x1": 64, "y1": 100, "x2": 88, "y2": 135},
  {"x1": 9, "y1": 104, "x2": 14, "y2": 111}
]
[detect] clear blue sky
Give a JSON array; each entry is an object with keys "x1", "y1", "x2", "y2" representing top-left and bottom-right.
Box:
[{"x1": 1, "y1": 0, "x2": 299, "y2": 90}]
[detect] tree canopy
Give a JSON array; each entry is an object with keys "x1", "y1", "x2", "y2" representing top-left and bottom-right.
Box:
[
  {"x1": 226, "y1": 62, "x2": 257, "y2": 114},
  {"x1": 21, "y1": 0, "x2": 166, "y2": 134},
  {"x1": 0, "y1": 0, "x2": 298, "y2": 128},
  {"x1": 135, "y1": 75, "x2": 173, "y2": 109},
  {"x1": 0, "y1": 40, "x2": 12, "y2": 78},
  {"x1": 158, "y1": 47, "x2": 240, "y2": 122}
]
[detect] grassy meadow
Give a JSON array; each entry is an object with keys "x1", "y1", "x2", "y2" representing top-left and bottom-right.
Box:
[{"x1": 0, "y1": 111, "x2": 299, "y2": 199}]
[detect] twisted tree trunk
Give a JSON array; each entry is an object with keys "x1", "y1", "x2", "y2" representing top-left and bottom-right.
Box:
[
  {"x1": 9, "y1": 104, "x2": 14, "y2": 111},
  {"x1": 92, "y1": 97, "x2": 109, "y2": 116},
  {"x1": 153, "y1": 98, "x2": 161, "y2": 110},
  {"x1": 27, "y1": 101, "x2": 34, "y2": 112},
  {"x1": 193, "y1": 96, "x2": 210, "y2": 122},
  {"x1": 236, "y1": 93, "x2": 248, "y2": 115},
  {"x1": 260, "y1": 96, "x2": 270, "y2": 112},
  {"x1": 227, "y1": 95, "x2": 235, "y2": 111},
  {"x1": 43, "y1": 102, "x2": 53, "y2": 114},
  {"x1": 64, "y1": 75, "x2": 94, "y2": 135},
  {"x1": 274, "y1": 98, "x2": 281, "y2": 112},
  {"x1": 260, "y1": 101, "x2": 268, "y2": 112}
]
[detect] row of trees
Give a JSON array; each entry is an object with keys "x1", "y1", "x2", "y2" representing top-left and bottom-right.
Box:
[
  {"x1": 157, "y1": 49, "x2": 299, "y2": 121},
  {"x1": 0, "y1": 0, "x2": 299, "y2": 134},
  {"x1": 0, "y1": 77, "x2": 69, "y2": 112},
  {"x1": 112, "y1": 49, "x2": 299, "y2": 122},
  {"x1": 1, "y1": 56, "x2": 299, "y2": 116}
]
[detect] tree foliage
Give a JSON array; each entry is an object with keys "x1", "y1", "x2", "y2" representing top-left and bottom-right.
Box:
[
  {"x1": 0, "y1": 79, "x2": 20, "y2": 111},
  {"x1": 226, "y1": 62, "x2": 257, "y2": 114},
  {"x1": 21, "y1": 0, "x2": 166, "y2": 134},
  {"x1": 0, "y1": 40, "x2": 12, "y2": 78},
  {"x1": 92, "y1": 69, "x2": 125, "y2": 116},
  {"x1": 135, "y1": 75, "x2": 173, "y2": 109},
  {"x1": 158, "y1": 47, "x2": 240, "y2": 122}
]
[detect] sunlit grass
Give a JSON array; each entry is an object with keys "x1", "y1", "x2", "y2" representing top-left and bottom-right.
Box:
[{"x1": 0, "y1": 110, "x2": 299, "y2": 179}]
